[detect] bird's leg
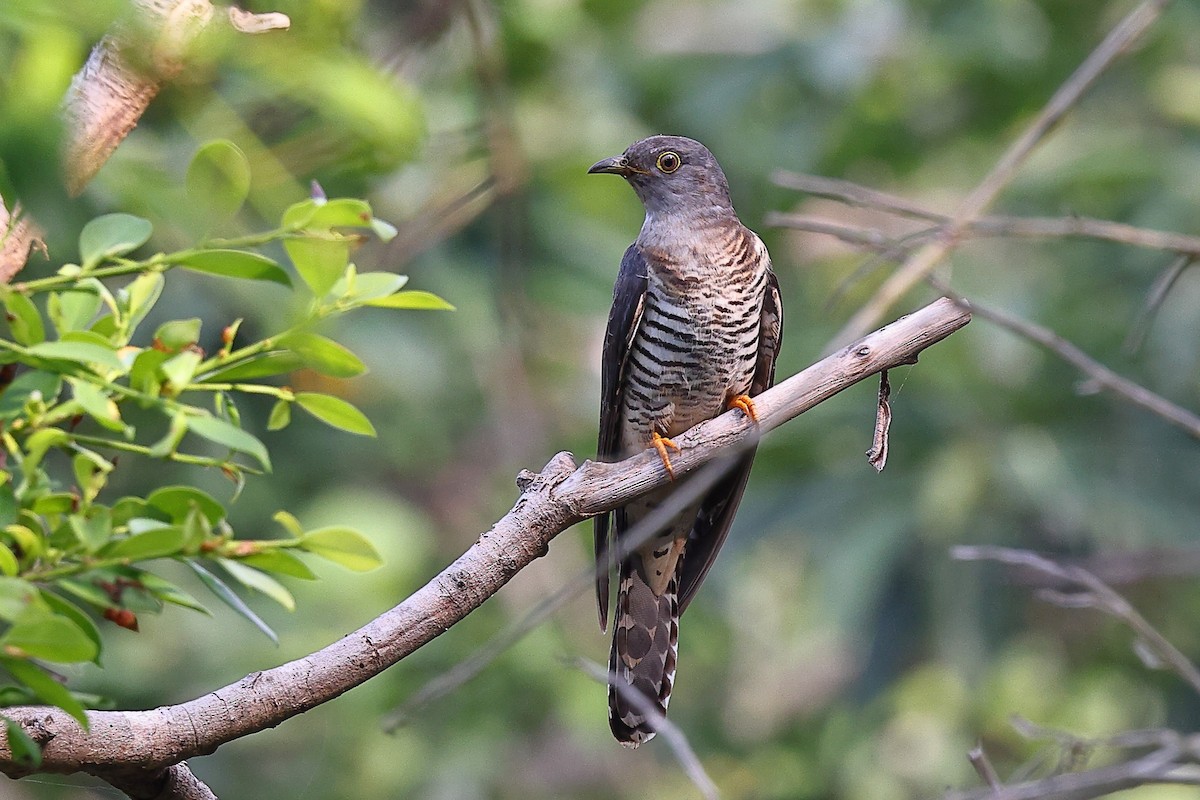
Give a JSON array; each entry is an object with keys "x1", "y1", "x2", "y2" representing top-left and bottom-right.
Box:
[
  {"x1": 651, "y1": 431, "x2": 681, "y2": 480},
  {"x1": 728, "y1": 394, "x2": 760, "y2": 423}
]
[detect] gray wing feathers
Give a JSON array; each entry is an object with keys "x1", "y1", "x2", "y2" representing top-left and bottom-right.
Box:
[{"x1": 595, "y1": 245, "x2": 648, "y2": 631}]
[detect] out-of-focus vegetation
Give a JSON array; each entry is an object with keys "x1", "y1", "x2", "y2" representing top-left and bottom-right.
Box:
[{"x1": 4, "y1": 0, "x2": 1200, "y2": 797}]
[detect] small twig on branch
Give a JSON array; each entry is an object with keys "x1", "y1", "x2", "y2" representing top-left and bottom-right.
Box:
[
  {"x1": 768, "y1": 208, "x2": 1200, "y2": 259},
  {"x1": 1124, "y1": 254, "x2": 1195, "y2": 355},
  {"x1": 967, "y1": 742, "x2": 1003, "y2": 792},
  {"x1": 0, "y1": 298, "x2": 970, "y2": 798},
  {"x1": 823, "y1": 0, "x2": 1173, "y2": 346},
  {"x1": 952, "y1": 546, "x2": 1200, "y2": 696},
  {"x1": 576, "y1": 658, "x2": 720, "y2": 800},
  {"x1": 932, "y1": 283, "x2": 1200, "y2": 440}
]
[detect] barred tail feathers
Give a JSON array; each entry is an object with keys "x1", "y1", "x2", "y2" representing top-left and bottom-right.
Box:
[{"x1": 608, "y1": 562, "x2": 680, "y2": 747}]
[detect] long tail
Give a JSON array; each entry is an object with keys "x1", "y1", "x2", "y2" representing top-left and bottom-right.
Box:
[{"x1": 608, "y1": 563, "x2": 680, "y2": 747}]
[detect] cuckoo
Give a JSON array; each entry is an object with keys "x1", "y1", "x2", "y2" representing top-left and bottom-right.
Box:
[{"x1": 588, "y1": 135, "x2": 783, "y2": 746}]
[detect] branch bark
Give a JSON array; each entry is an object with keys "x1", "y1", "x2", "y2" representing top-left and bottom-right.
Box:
[
  {"x1": 0, "y1": 298, "x2": 970, "y2": 797},
  {"x1": 63, "y1": 0, "x2": 289, "y2": 195}
]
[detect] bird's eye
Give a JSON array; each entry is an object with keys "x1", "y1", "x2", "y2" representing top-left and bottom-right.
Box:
[{"x1": 656, "y1": 151, "x2": 681, "y2": 173}]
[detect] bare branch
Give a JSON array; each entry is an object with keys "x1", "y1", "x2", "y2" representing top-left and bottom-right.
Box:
[
  {"x1": 952, "y1": 546, "x2": 1200, "y2": 696},
  {"x1": 932, "y1": 284, "x2": 1200, "y2": 440},
  {"x1": 576, "y1": 659, "x2": 719, "y2": 800},
  {"x1": 0, "y1": 298, "x2": 969, "y2": 793},
  {"x1": 769, "y1": 208, "x2": 1200, "y2": 259},
  {"x1": 826, "y1": 0, "x2": 1173, "y2": 345}
]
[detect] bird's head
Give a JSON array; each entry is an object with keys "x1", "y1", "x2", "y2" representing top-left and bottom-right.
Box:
[{"x1": 588, "y1": 135, "x2": 735, "y2": 220}]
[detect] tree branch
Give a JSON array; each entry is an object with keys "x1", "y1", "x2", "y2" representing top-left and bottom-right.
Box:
[
  {"x1": 0, "y1": 298, "x2": 970, "y2": 796},
  {"x1": 822, "y1": 0, "x2": 1173, "y2": 346}
]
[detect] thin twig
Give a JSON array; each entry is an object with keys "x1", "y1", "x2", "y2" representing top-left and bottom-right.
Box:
[
  {"x1": 1124, "y1": 254, "x2": 1194, "y2": 354},
  {"x1": 829, "y1": 0, "x2": 1174, "y2": 346},
  {"x1": 952, "y1": 546, "x2": 1200, "y2": 696},
  {"x1": 968, "y1": 742, "x2": 1003, "y2": 793},
  {"x1": 933, "y1": 281, "x2": 1200, "y2": 440},
  {"x1": 576, "y1": 658, "x2": 720, "y2": 800},
  {"x1": 769, "y1": 209, "x2": 1200, "y2": 259}
]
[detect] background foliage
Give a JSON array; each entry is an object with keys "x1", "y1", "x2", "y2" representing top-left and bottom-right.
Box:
[{"x1": 4, "y1": 0, "x2": 1200, "y2": 797}]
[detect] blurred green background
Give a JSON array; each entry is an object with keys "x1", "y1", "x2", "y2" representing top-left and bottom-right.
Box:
[{"x1": 5, "y1": 0, "x2": 1200, "y2": 797}]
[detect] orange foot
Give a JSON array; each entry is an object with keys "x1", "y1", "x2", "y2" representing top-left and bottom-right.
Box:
[
  {"x1": 651, "y1": 431, "x2": 681, "y2": 480},
  {"x1": 728, "y1": 394, "x2": 760, "y2": 423}
]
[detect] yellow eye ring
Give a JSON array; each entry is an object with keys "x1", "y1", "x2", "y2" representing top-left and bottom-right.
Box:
[{"x1": 656, "y1": 151, "x2": 681, "y2": 173}]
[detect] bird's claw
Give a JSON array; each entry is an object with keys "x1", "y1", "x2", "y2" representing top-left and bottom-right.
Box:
[
  {"x1": 728, "y1": 394, "x2": 759, "y2": 423},
  {"x1": 651, "y1": 432, "x2": 681, "y2": 480}
]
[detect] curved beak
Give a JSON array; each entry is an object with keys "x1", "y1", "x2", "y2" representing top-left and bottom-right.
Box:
[{"x1": 588, "y1": 155, "x2": 629, "y2": 176}]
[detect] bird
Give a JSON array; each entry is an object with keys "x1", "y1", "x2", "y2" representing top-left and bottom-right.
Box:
[{"x1": 588, "y1": 135, "x2": 783, "y2": 747}]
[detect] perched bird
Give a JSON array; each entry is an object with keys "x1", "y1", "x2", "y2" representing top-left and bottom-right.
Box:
[{"x1": 589, "y1": 135, "x2": 783, "y2": 746}]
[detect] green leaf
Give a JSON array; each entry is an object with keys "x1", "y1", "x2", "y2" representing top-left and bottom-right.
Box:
[
  {"x1": 295, "y1": 392, "x2": 375, "y2": 436},
  {"x1": 281, "y1": 198, "x2": 318, "y2": 230},
  {"x1": 148, "y1": 410, "x2": 189, "y2": 458},
  {"x1": 154, "y1": 318, "x2": 201, "y2": 352},
  {"x1": 146, "y1": 486, "x2": 225, "y2": 525},
  {"x1": 174, "y1": 250, "x2": 291, "y2": 287},
  {"x1": 132, "y1": 570, "x2": 209, "y2": 614},
  {"x1": 2, "y1": 605, "x2": 99, "y2": 663},
  {"x1": 39, "y1": 591, "x2": 102, "y2": 665},
  {"x1": 23, "y1": 428, "x2": 68, "y2": 472},
  {"x1": 364, "y1": 290, "x2": 455, "y2": 311},
  {"x1": 219, "y1": 559, "x2": 295, "y2": 611},
  {"x1": 186, "y1": 140, "x2": 251, "y2": 222},
  {"x1": 104, "y1": 526, "x2": 187, "y2": 560},
  {"x1": 0, "y1": 577, "x2": 36, "y2": 620},
  {"x1": 1, "y1": 657, "x2": 88, "y2": 728},
  {"x1": 0, "y1": 544, "x2": 17, "y2": 577},
  {"x1": 187, "y1": 414, "x2": 271, "y2": 469},
  {"x1": 279, "y1": 332, "x2": 366, "y2": 378},
  {"x1": 49, "y1": 288, "x2": 102, "y2": 335},
  {"x1": 68, "y1": 379, "x2": 124, "y2": 432},
  {"x1": 31, "y1": 493, "x2": 74, "y2": 515},
  {"x1": 305, "y1": 198, "x2": 373, "y2": 229},
  {"x1": 4, "y1": 716, "x2": 43, "y2": 767},
  {"x1": 68, "y1": 510, "x2": 112, "y2": 553},
  {"x1": 27, "y1": 339, "x2": 123, "y2": 371},
  {"x1": 130, "y1": 348, "x2": 169, "y2": 396},
  {"x1": 200, "y1": 352, "x2": 303, "y2": 383},
  {"x1": 73, "y1": 451, "x2": 113, "y2": 504},
  {"x1": 284, "y1": 234, "x2": 350, "y2": 296},
  {"x1": 239, "y1": 549, "x2": 317, "y2": 580},
  {"x1": 299, "y1": 526, "x2": 382, "y2": 572},
  {"x1": 3, "y1": 292, "x2": 44, "y2": 345},
  {"x1": 160, "y1": 350, "x2": 202, "y2": 394},
  {"x1": 55, "y1": 579, "x2": 116, "y2": 611},
  {"x1": 79, "y1": 213, "x2": 152, "y2": 270},
  {"x1": 272, "y1": 510, "x2": 304, "y2": 537},
  {"x1": 3, "y1": 526, "x2": 41, "y2": 562},
  {"x1": 267, "y1": 398, "x2": 291, "y2": 431},
  {"x1": 187, "y1": 561, "x2": 277, "y2": 644},
  {"x1": 332, "y1": 271, "x2": 408, "y2": 305},
  {"x1": 0, "y1": 371, "x2": 60, "y2": 419},
  {"x1": 124, "y1": 272, "x2": 164, "y2": 331}
]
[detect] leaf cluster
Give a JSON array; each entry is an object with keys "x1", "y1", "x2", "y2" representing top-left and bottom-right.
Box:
[{"x1": 0, "y1": 141, "x2": 451, "y2": 758}]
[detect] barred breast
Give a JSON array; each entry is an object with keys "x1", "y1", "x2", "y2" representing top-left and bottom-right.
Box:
[{"x1": 619, "y1": 222, "x2": 769, "y2": 455}]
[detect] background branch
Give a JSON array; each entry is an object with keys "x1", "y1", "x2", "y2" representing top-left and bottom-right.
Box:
[
  {"x1": 822, "y1": 0, "x2": 1172, "y2": 346},
  {"x1": 0, "y1": 298, "x2": 969, "y2": 794}
]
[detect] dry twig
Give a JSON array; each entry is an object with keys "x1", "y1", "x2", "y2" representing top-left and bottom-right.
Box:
[{"x1": 818, "y1": 0, "x2": 1174, "y2": 346}]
